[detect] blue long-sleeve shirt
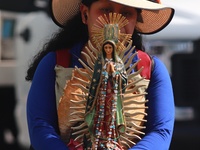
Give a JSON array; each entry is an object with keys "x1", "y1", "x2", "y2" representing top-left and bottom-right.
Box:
[{"x1": 27, "y1": 48, "x2": 174, "y2": 150}]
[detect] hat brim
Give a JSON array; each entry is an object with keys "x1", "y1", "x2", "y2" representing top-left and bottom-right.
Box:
[
  {"x1": 110, "y1": 0, "x2": 174, "y2": 34},
  {"x1": 50, "y1": 0, "x2": 174, "y2": 34}
]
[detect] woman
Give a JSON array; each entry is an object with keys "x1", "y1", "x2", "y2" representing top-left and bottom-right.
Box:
[{"x1": 26, "y1": 0, "x2": 175, "y2": 150}]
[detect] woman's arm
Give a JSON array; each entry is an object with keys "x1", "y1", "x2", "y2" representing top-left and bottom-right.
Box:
[
  {"x1": 129, "y1": 56, "x2": 175, "y2": 150},
  {"x1": 26, "y1": 52, "x2": 68, "y2": 150}
]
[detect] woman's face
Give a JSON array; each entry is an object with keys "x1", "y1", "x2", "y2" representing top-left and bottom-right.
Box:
[{"x1": 81, "y1": 0, "x2": 138, "y2": 40}]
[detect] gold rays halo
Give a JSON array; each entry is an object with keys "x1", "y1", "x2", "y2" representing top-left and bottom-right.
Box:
[{"x1": 91, "y1": 13, "x2": 132, "y2": 53}]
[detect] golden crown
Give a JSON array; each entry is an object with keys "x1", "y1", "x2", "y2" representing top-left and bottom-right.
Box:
[{"x1": 91, "y1": 13, "x2": 132, "y2": 52}]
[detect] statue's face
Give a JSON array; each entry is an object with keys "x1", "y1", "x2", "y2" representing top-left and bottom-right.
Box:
[{"x1": 104, "y1": 43, "x2": 113, "y2": 56}]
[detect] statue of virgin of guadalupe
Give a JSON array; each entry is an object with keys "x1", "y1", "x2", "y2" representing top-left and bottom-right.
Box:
[
  {"x1": 57, "y1": 13, "x2": 149, "y2": 150},
  {"x1": 84, "y1": 39, "x2": 128, "y2": 150}
]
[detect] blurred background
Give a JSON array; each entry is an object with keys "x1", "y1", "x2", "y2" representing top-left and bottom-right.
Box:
[{"x1": 0, "y1": 0, "x2": 200, "y2": 149}]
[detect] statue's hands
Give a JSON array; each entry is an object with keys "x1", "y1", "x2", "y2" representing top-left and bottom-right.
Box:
[
  {"x1": 106, "y1": 62, "x2": 114, "y2": 73},
  {"x1": 106, "y1": 62, "x2": 116, "y2": 76},
  {"x1": 110, "y1": 62, "x2": 115, "y2": 73},
  {"x1": 106, "y1": 63, "x2": 111, "y2": 73}
]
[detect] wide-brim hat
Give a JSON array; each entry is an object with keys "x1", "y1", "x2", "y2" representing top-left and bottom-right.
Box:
[{"x1": 50, "y1": 0, "x2": 174, "y2": 34}]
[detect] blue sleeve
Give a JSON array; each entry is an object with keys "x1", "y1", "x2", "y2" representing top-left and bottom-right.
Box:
[
  {"x1": 129, "y1": 56, "x2": 175, "y2": 150},
  {"x1": 26, "y1": 52, "x2": 69, "y2": 150}
]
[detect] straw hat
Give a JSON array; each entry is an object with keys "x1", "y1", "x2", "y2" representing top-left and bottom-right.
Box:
[{"x1": 50, "y1": 0, "x2": 174, "y2": 34}]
